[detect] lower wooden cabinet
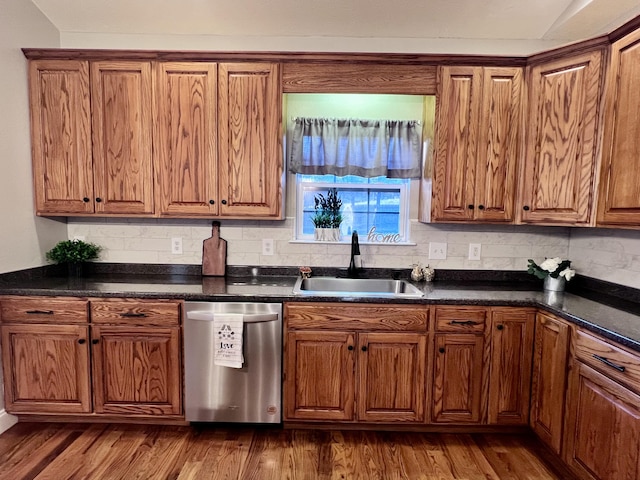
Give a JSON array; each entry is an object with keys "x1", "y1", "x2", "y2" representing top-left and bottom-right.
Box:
[
  {"x1": 0, "y1": 296, "x2": 182, "y2": 420},
  {"x1": 284, "y1": 303, "x2": 428, "y2": 424},
  {"x1": 564, "y1": 362, "x2": 640, "y2": 480},
  {"x1": 1, "y1": 324, "x2": 91, "y2": 414},
  {"x1": 530, "y1": 311, "x2": 570, "y2": 453},
  {"x1": 92, "y1": 325, "x2": 182, "y2": 415}
]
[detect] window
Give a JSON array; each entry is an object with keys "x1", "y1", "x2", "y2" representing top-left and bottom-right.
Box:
[{"x1": 295, "y1": 174, "x2": 411, "y2": 243}]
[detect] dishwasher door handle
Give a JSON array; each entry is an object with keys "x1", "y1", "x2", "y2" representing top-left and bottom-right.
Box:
[{"x1": 186, "y1": 312, "x2": 279, "y2": 324}]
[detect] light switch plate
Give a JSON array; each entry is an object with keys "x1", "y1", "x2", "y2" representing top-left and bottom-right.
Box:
[
  {"x1": 469, "y1": 243, "x2": 481, "y2": 261},
  {"x1": 262, "y1": 238, "x2": 274, "y2": 256},
  {"x1": 429, "y1": 242, "x2": 447, "y2": 260},
  {"x1": 171, "y1": 237, "x2": 183, "y2": 255}
]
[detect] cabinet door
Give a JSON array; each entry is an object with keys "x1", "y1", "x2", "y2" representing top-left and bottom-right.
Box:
[
  {"x1": 1, "y1": 324, "x2": 91, "y2": 413},
  {"x1": 284, "y1": 331, "x2": 355, "y2": 421},
  {"x1": 488, "y1": 308, "x2": 534, "y2": 425},
  {"x1": 218, "y1": 63, "x2": 282, "y2": 218},
  {"x1": 521, "y1": 49, "x2": 604, "y2": 225},
  {"x1": 91, "y1": 61, "x2": 154, "y2": 215},
  {"x1": 474, "y1": 67, "x2": 522, "y2": 222},
  {"x1": 91, "y1": 326, "x2": 181, "y2": 415},
  {"x1": 597, "y1": 30, "x2": 640, "y2": 226},
  {"x1": 29, "y1": 60, "x2": 93, "y2": 215},
  {"x1": 357, "y1": 332, "x2": 426, "y2": 423},
  {"x1": 530, "y1": 312, "x2": 570, "y2": 454},
  {"x1": 432, "y1": 333, "x2": 485, "y2": 423},
  {"x1": 155, "y1": 62, "x2": 218, "y2": 216},
  {"x1": 564, "y1": 363, "x2": 640, "y2": 480},
  {"x1": 432, "y1": 66, "x2": 481, "y2": 221}
]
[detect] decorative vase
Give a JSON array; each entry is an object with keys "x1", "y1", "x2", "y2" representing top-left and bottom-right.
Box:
[
  {"x1": 543, "y1": 276, "x2": 566, "y2": 292},
  {"x1": 314, "y1": 228, "x2": 341, "y2": 242}
]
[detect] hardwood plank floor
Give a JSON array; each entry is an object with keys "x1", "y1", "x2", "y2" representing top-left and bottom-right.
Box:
[{"x1": 0, "y1": 423, "x2": 576, "y2": 479}]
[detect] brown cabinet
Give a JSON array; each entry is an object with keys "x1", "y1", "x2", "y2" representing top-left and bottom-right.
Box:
[
  {"x1": 597, "y1": 29, "x2": 640, "y2": 227},
  {"x1": 154, "y1": 62, "x2": 282, "y2": 219},
  {"x1": 432, "y1": 66, "x2": 522, "y2": 223},
  {"x1": 90, "y1": 61, "x2": 154, "y2": 215},
  {"x1": 530, "y1": 311, "x2": 570, "y2": 454},
  {"x1": 0, "y1": 296, "x2": 182, "y2": 419},
  {"x1": 29, "y1": 60, "x2": 93, "y2": 215},
  {"x1": 564, "y1": 328, "x2": 640, "y2": 480},
  {"x1": 520, "y1": 49, "x2": 605, "y2": 225},
  {"x1": 432, "y1": 306, "x2": 487, "y2": 423},
  {"x1": 488, "y1": 308, "x2": 535, "y2": 425},
  {"x1": 284, "y1": 303, "x2": 428, "y2": 423},
  {"x1": 1, "y1": 324, "x2": 91, "y2": 414}
]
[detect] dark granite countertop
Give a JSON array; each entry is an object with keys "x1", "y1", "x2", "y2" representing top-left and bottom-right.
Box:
[{"x1": 1, "y1": 264, "x2": 639, "y2": 353}]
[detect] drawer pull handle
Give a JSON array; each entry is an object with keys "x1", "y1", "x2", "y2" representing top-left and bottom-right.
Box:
[
  {"x1": 78, "y1": 339, "x2": 86, "y2": 344},
  {"x1": 347, "y1": 345, "x2": 354, "y2": 351},
  {"x1": 449, "y1": 320, "x2": 478, "y2": 326},
  {"x1": 361, "y1": 346, "x2": 368, "y2": 352},
  {"x1": 92, "y1": 339, "x2": 99, "y2": 345},
  {"x1": 120, "y1": 312, "x2": 148, "y2": 318},
  {"x1": 439, "y1": 347, "x2": 445, "y2": 353},
  {"x1": 593, "y1": 354, "x2": 626, "y2": 373},
  {"x1": 25, "y1": 310, "x2": 54, "y2": 315}
]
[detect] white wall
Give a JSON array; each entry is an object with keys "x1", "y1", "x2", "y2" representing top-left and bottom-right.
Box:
[
  {"x1": 0, "y1": 0, "x2": 62, "y2": 431},
  {"x1": 0, "y1": 0, "x2": 65, "y2": 275}
]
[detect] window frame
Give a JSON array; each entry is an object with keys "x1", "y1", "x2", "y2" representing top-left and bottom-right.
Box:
[{"x1": 294, "y1": 177, "x2": 411, "y2": 244}]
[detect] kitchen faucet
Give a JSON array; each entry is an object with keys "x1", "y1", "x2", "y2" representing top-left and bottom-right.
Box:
[{"x1": 347, "y1": 231, "x2": 361, "y2": 277}]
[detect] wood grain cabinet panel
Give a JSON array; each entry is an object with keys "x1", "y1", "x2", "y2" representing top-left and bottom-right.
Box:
[
  {"x1": 564, "y1": 362, "x2": 640, "y2": 480},
  {"x1": 357, "y1": 333, "x2": 426, "y2": 423},
  {"x1": 218, "y1": 63, "x2": 282, "y2": 218},
  {"x1": 488, "y1": 308, "x2": 535, "y2": 425},
  {"x1": 29, "y1": 59, "x2": 93, "y2": 215},
  {"x1": 91, "y1": 61, "x2": 154, "y2": 215},
  {"x1": 520, "y1": 49, "x2": 604, "y2": 225},
  {"x1": 530, "y1": 312, "x2": 570, "y2": 454},
  {"x1": 91, "y1": 325, "x2": 182, "y2": 415},
  {"x1": 597, "y1": 29, "x2": 640, "y2": 226},
  {"x1": 1, "y1": 324, "x2": 91, "y2": 414},
  {"x1": 431, "y1": 66, "x2": 522, "y2": 223},
  {"x1": 154, "y1": 62, "x2": 218, "y2": 216},
  {"x1": 284, "y1": 330, "x2": 356, "y2": 421}
]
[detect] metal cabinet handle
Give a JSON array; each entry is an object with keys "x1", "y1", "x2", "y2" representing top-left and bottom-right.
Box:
[
  {"x1": 468, "y1": 204, "x2": 474, "y2": 210},
  {"x1": 497, "y1": 324, "x2": 504, "y2": 330},
  {"x1": 221, "y1": 200, "x2": 228, "y2": 205},
  {"x1": 439, "y1": 347, "x2": 445, "y2": 353},
  {"x1": 347, "y1": 345, "x2": 354, "y2": 351},
  {"x1": 78, "y1": 339, "x2": 86, "y2": 344},
  {"x1": 449, "y1": 320, "x2": 478, "y2": 326},
  {"x1": 120, "y1": 312, "x2": 148, "y2": 318},
  {"x1": 25, "y1": 310, "x2": 53, "y2": 315},
  {"x1": 478, "y1": 205, "x2": 485, "y2": 210},
  {"x1": 523, "y1": 205, "x2": 530, "y2": 211},
  {"x1": 92, "y1": 339, "x2": 99, "y2": 345},
  {"x1": 209, "y1": 199, "x2": 215, "y2": 205},
  {"x1": 361, "y1": 346, "x2": 368, "y2": 352},
  {"x1": 593, "y1": 354, "x2": 626, "y2": 372}
]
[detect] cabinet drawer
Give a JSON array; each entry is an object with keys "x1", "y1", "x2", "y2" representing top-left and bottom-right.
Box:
[
  {"x1": 285, "y1": 303, "x2": 428, "y2": 331},
  {"x1": 575, "y1": 329, "x2": 640, "y2": 395},
  {"x1": 90, "y1": 299, "x2": 180, "y2": 325},
  {"x1": 435, "y1": 306, "x2": 486, "y2": 332},
  {"x1": 0, "y1": 296, "x2": 88, "y2": 323}
]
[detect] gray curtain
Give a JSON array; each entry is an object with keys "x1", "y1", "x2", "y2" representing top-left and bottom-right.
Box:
[{"x1": 288, "y1": 118, "x2": 422, "y2": 178}]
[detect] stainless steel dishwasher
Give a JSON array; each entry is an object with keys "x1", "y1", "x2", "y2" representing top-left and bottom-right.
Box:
[{"x1": 184, "y1": 301, "x2": 282, "y2": 423}]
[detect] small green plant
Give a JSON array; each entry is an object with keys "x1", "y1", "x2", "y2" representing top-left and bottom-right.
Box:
[
  {"x1": 46, "y1": 239, "x2": 102, "y2": 264},
  {"x1": 311, "y1": 188, "x2": 343, "y2": 229}
]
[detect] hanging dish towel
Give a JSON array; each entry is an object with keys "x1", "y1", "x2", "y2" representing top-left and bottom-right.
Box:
[{"x1": 214, "y1": 313, "x2": 244, "y2": 368}]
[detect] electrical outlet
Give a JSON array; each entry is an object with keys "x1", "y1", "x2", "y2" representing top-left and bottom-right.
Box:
[
  {"x1": 171, "y1": 237, "x2": 183, "y2": 255},
  {"x1": 262, "y1": 238, "x2": 274, "y2": 256},
  {"x1": 469, "y1": 243, "x2": 481, "y2": 261},
  {"x1": 428, "y1": 242, "x2": 447, "y2": 260}
]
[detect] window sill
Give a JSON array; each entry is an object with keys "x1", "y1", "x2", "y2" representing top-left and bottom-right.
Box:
[{"x1": 289, "y1": 239, "x2": 417, "y2": 246}]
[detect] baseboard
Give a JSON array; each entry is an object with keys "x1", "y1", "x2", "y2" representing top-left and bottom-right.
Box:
[{"x1": 0, "y1": 409, "x2": 18, "y2": 434}]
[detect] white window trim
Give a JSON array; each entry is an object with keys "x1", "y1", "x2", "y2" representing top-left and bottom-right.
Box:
[{"x1": 294, "y1": 180, "x2": 412, "y2": 244}]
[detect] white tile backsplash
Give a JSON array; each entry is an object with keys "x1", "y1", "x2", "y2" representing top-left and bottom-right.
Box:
[{"x1": 68, "y1": 218, "x2": 573, "y2": 275}]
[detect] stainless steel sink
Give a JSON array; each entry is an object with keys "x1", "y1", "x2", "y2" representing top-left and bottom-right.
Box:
[{"x1": 292, "y1": 276, "x2": 424, "y2": 298}]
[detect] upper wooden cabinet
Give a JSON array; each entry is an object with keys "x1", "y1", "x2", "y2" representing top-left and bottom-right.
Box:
[
  {"x1": 432, "y1": 66, "x2": 522, "y2": 223},
  {"x1": 91, "y1": 61, "x2": 154, "y2": 215},
  {"x1": 29, "y1": 60, "x2": 93, "y2": 215},
  {"x1": 519, "y1": 49, "x2": 605, "y2": 225},
  {"x1": 154, "y1": 62, "x2": 283, "y2": 218},
  {"x1": 597, "y1": 29, "x2": 640, "y2": 227}
]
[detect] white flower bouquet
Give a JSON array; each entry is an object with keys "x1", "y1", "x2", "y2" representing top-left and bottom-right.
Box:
[{"x1": 527, "y1": 257, "x2": 576, "y2": 281}]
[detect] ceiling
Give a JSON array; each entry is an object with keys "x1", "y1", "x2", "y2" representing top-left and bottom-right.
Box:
[{"x1": 30, "y1": 0, "x2": 640, "y2": 51}]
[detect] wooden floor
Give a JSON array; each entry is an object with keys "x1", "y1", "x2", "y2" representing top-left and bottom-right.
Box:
[{"x1": 0, "y1": 423, "x2": 575, "y2": 480}]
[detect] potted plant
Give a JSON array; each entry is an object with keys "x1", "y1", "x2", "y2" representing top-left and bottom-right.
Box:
[
  {"x1": 46, "y1": 239, "x2": 102, "y2": 277},
  {"x1": 527, "y1": 257, "x2": 576, "y2": 291},
  {"x1": 311, "y1": 188, "x2": 343, "y2": 242}
]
